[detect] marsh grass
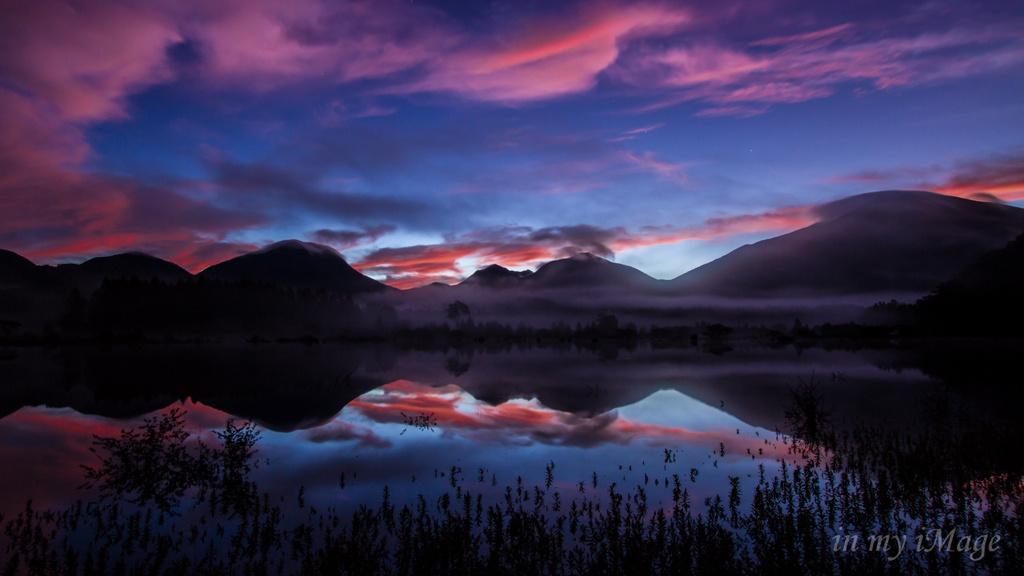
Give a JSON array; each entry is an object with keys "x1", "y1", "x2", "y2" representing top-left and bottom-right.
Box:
[{"x1": 4, "y1": 376, "x2": 1024, "y2": 575}]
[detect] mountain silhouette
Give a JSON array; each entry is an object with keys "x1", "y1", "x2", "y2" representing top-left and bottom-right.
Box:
[
  {"x1": 523, "y1": 252, "x2": 663, "y2": 291},
  {"x1": 199, "y1": 240, "x2": 390, "y2": 295},
  {"x1": 0, "y1": 249, "x2": 51, "y2": 289},
  {"x1": 672, "y1": 191, "x2": 1024, "y2": 297},
  {"x1": 915, "y1": 231, "x2": 1024, "y2": 335},
  {"x1": 56, "y1": 252, "x2": 192, "y2": 293},
  {"x1": 459, "y1": 264, "x2": 533, "y2": 288}
]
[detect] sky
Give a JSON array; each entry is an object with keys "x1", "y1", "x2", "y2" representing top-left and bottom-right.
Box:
[{"x1": 1, "y1": 0, "x2": 1023, "y2": 288}]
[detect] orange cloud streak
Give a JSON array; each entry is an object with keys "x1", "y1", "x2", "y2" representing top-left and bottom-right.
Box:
[{"x1": 932, "y1": 182, "x2": 1024, "y2": 202}]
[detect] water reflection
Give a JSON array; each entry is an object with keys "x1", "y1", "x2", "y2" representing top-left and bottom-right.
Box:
[
  {"x1": 2, "y1": 340, "x2": 1006, "y2": 520},
  {"x1": 1, "y1": 342, "x2": 965, "y2": 434},
  {"x1": 4, "y1": 365, "x2": 1021, "y2": 574},
  {"x1": 1, "y1": 380, "x2": 796, "y2": 521}
]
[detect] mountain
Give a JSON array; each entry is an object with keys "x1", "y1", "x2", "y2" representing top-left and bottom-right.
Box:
[
  {"x1": 523, "y1": 252, "x2": 664, "y2": 291},
  {"x1": 459, "y1": 264, "x2": 533, "y2": 288},
  {"x1": 199, "y1": 240, "x2": 390, "y2": 295},
  {"x1": 56, "y1": 252, "x2": 192, "y2": 293},
  {"x1": 0, "y1": 249, "x2": 50, "y2": 289},
  {"x1": 672, "y1": 191, "x2": 1024, "y2": 297},
  {"x1": 914, "y1": 231, "x2": 1024, "y2": 335}
]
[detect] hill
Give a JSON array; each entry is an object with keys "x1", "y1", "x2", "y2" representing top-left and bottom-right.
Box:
[
  {"x1": 55, "y1": 253, "x2": 192, "y2": 293},
  {"x1": 459, "y1": 264, "x2": 533, "y2": 288},
  {"x1": 0, "y1": 249, "x2": 50, "y2": 289},
  {"x1": 672, "y1": 191, "x2": 1024, "y2": 297},
  {"x1": 523, "y1": 252, "x2": 664, "y2": 291},
  {"x1": 199, "y1": 240, "x2": 390, "y2": 296}
]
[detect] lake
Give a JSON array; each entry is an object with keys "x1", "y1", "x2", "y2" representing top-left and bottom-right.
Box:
[{"x1": 2, "y1": 340, "x2": 1021, "y2": 573}]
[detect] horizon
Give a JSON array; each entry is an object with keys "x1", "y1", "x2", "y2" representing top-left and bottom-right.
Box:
[
  {"x1": 5, "y1": 188, "x2": 1019, "y2": 290},
  {"x1": 2, "y1": 1, "x2": 1023, "y2": 289}
]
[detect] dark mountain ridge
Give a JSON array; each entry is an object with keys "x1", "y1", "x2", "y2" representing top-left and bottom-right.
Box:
[
  {"x1": 459, "y1": 264, "x2": 534, "y2": 288},
  {"x1": 523, "y1": 252, "x2": 664, "y2": 291},
  {"x1": 198, "y1": 240, "x2": 390, "y2": 296},
  {"x1": 55, "y1": 253, "x2": 192, "y2": 293},
  {"x1": 4, "y1": 191, "x2": 1023, "y2": 318},
  {"x1": 672, "y1": 190, "x2": 1024, "y2": 297},
  {"x1": 0, "y1": 249, "x2": 53, "y2": 290}
]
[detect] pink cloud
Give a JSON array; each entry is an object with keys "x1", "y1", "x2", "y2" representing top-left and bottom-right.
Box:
[
  {"x1": 823, "y1": 150, "x2": 1024, "y2": 203},
  {"x1": 624, "y1": 123, "x2": 664, "y2": 135},
  {"x1": 0, "y1": 1, "x2": 695, "y2": 269},
  {"x1": 187, "y1": 0, "x2": 456, "y2": 91},
  {"x1": 0, "y1": 1, "x2": 681, "y2": 116},
  {"x1": 388, "y1": 4, "x2": 689, "y2": 103},
  {"x1": 750, "y1": 24, "x2": 856, "y2": 47},
  {"x1": 930, "y1": 151, "x2": 1024, "y2": 202},
  {"x1": 621, "y1": 151, "x2": 689, "y2": 185},
  {"x1": 0, "y1": 90, "x2": 89, "y2": 179},
  {"x1": 615, "y1": 23, "x2": 1024, "y2": 115},
  {"x1": 0, "y1": 0, "x2": 180, "y2": 123}
]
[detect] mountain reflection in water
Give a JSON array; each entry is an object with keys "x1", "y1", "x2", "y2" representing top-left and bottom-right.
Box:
[
  {"x1": 3, "y1": 354, "x2": 1022, "y2": 574},
  {"x1": 0, "y1": 381, "x2": 788, "y2": 518}
]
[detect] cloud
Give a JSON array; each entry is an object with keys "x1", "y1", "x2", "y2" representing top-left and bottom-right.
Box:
[
  {"x1": 623, "y1": 123, "x2": 664, "y2": 135},
  {"x1": 354, "y1": 207, "x2": 816, "y2": 287},
  {"x1": 4, "y1": 0, "x2": 1018, "y2": 273},
  {"x1": 11, "y1": 1, "x2": 1013, "y2": 121},
  {"x1": 0, "y1": 90, "x2": 266, "y2": 267},
  {"x1": 0, "y1": 0, "x2": 180, "y2": 123},
  {"x1": 621, "y1": 151, "x2": 689, "y2": 185},
  {"x1": 446, "y1": 137, "x2": 694, "y2": 196},
  {"x1": 309, "y1": 225, "x2": 396, "y2": 250},
  {"x1": 0, "y1": 161, "x2": 267, "y2": 269},
  {"x1": 692, "y1": 105, "x2": 769, "y2": 118},
  {"x1": 608, "y1": 123, "x2": 664, "y2": 142},
  {"x1": 0, "y1": 90, "x2": 90, "y2": 180},
  {"x1": 930, "y1": 151, "x2": 1024, "y2": 202},
  {"x1": 824, "y1": 150, "x2": 1024, "y2": 203},
  {"x1": 0, "y1": 0, "x2": 688, "y2": 116},
  {"x1": 818, "y1": 166, "x2": 930, "y2": 185},
  {"x1": 170, "y1": 241, "x2": 262, "y2": 272},
  {"x1": 387, "y1": 4, "x2": 689, "y2": 103},
  {"x1": 186, "y1": 0, "x2": 455, "y2": 90},
  {"x1": 202, "y1": 159, "x2": 433, "y2": 224},
  {"x1": 615, "y1": 22, "x2": 1024, "y2": 115}
]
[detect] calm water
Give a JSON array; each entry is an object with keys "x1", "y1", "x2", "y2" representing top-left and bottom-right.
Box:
[{"x1": 4, "y1": 340, "x2": 1005, "y2": 520}]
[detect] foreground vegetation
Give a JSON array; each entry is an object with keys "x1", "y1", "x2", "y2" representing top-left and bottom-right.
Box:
[{"x1": 3, "y1": 377, "x2": 1023, "y2": 575}]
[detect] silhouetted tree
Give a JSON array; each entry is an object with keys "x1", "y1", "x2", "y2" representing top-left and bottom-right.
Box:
[
  {"x1": 445, "y1": 300, "x2": 471, "y2": 320},
  {"x1": 596, "y1": 312, "x2": 618, "y2": 337},
  {"x1": 703, "y1": 323, "x2": 733, "y2": 341}
]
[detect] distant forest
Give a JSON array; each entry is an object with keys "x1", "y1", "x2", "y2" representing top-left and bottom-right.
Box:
[{"x1": 0, "y1": 273, "x2": 1018, "y2": 354}]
